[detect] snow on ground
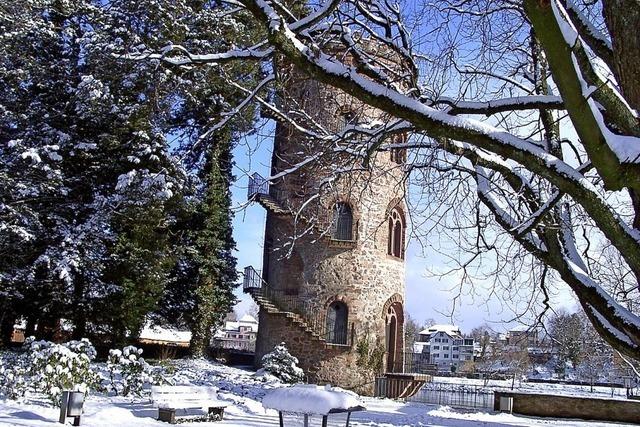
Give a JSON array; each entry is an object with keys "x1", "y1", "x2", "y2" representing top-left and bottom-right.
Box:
[
  {"x1": 0, "y1": 360, "x2": 635, "y2": 427},
  {"x1": 430, "y1": 376, "x2": 629, "y2": 400}
]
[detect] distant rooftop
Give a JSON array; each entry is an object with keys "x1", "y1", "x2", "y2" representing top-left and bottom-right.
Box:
[
  {"x1": 418, "y1": 324, "x2": 461, "y2": 336},
  {"x1": 238, "y1": 314, "x2": 258, "y2": 323},
  {"x1": 138, "y1": 323, "x2": 191, "y2": 345}
]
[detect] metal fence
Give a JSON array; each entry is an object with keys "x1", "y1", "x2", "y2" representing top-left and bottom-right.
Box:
[
  {"x1": 408, "y1": 382, "x2": 495, "y2": 410},
  {"x1": 388, "y1": 352, "x2": 437, "y2": 375}
]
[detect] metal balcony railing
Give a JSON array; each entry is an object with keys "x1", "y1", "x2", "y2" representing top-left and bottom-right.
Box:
[
  {"x1": 248, "y1": 172, "x2": 269, "y2": 199},
  {"x1": 243, "y1": 265, "x2": 264, "y2": 292}
]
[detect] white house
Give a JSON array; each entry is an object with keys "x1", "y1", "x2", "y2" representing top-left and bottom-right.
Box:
[
  {"x1": 416, "y1": 324, "x2": 475, "y2": 372},
  {"x1": 212, "y1": 314, "x2": 259, "y2": 352}
]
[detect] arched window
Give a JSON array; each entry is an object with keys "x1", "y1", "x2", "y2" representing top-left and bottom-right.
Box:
[
  {"x1": 385, "y1": 301, "x2": 404, "y2": 373},
  {"x1": 326, "y1": 301, "x2": 348, "y2": 344},
  {"x1": 333, "y1": 202, "x2": 353, "y2": 241},
  {"x1": 387, "y1": 208, "x2": 404, "y2": 259}
]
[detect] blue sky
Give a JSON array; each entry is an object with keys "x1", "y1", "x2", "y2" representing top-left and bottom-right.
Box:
[{"x1": 228, "y1": 121, "x2": 578, "y2": 334}]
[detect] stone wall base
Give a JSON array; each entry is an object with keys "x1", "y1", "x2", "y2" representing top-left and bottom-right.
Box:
[{"x1": 494, "y1": 391, "x2": 640, "y2": 424}]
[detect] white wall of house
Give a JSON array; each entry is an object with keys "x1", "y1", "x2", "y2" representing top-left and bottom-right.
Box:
[{"x1": 416, "y1": 325, "x2": 475, "y2": 372}]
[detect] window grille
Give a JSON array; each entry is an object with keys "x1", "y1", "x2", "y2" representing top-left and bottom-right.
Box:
[
  {"x1": 333, "y1": 202, "x2": 353, "y2": 241},
  {"x1": 326, "y1": 301, "x2": 348, "y2": 344}
]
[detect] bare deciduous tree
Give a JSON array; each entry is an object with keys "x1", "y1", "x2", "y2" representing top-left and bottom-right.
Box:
[{"x1": 127, "y1": 0, "x2": 640, "y2": 360}]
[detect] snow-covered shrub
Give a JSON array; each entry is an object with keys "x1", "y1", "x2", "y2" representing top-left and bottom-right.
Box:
[
  {"x1": 106, "y1": 345, "x2": 163, "y2": 396},
  {"x1": 259, "y1": 343, "x2": 304, "y2": 384},
  {"x1": 0, "y1": 351, "x2": 28, "y2": 399},
  {"x1": 25, "y1": 338, "x2": 101, "y2": 405}
]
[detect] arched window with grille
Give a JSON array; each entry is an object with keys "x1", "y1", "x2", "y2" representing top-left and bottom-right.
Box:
[
  {"x1": 333, "y1": 202, "x2": 353, "y2": 241},
  {"x1": 387, "y1": 208, "x2": 405, "y2": 259},
  {"x1": 390, "y1": 134, "x2": 407, "y2": 164},
  {"x1": 326, "y1": 301, "x2": 348, "y2": 344}
]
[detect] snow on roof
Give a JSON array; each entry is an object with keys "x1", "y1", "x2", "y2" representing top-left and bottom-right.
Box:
[
  {"x1": 138, "y1": 324, "x2": 191, "y2": 344},
  {"x1": 262, "y1": 385, "x2": 364, "y2": 415},
  {"x1": 238, "y1": 314, "x2": 258, "y2": 323},
  {"x1": 418, "y1": 324, "x2": 461, "y2": 336},
  {"x1": 220, "y1": 315, "x2": 259, "y2": 334}
]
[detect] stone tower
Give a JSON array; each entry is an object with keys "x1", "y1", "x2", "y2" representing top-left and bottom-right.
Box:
[{"x1": 244, "y1": 48, "x2": 408, "y2": 392}]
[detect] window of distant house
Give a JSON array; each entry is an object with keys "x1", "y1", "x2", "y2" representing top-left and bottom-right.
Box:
[
  {"x1": 443, "y1": 346, "x2": 449, "y2": 350},
  {"x1": 387, "y1": 208, "x2": 405, "y2": 258},
  {"x1": 333, "y1": 202, "x2": 353, "y2": 241},
  {"x1": 444, "y1": 354, "x2": 449, "y2": 358},
  {"x1": 453, "y1": 355, "x2": 459, "y2": 359},
  {"x1": 433, "y1": 345, "x2": 440, "y2": 350}
]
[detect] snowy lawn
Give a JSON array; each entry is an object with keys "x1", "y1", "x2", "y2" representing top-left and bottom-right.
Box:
[
  {"x1": 0, "y1": 360, "x2": 635, "y2": 426},
  {"x1": 430, "y1": 376, "x2": 630, "y2": 400}
]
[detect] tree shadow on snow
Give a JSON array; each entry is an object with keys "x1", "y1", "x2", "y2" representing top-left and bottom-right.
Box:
[
  {"x1": 351, "y1": 402, "x2": 520, "y2": 427},
  {"x1": 0, "y1": 410, "x2": 56, "y2": 424},
  {"x1": 110, "y1": 400, "x2": 158, "y2": 418}
]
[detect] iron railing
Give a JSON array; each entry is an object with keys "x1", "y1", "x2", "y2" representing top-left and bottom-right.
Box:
[
  {"x1": 389, "y1": 352, "x2": 438, "y2": 375},
  {"x1": 408, "y1": 382, "x2": 495, "y2": 409},
  {"x1": 247, "y1": 172, "x2": 269, "y2": 198},
  {"x1": 375, "y1": 376, "x2": 427, "y2": 399},
  {"x1": 242, "y1": 265, "x2": 354, "y2": 346}
]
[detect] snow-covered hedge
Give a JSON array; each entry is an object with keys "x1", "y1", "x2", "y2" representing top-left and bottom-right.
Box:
[
  {"x1": 0, "y1": 352, "x2": 28, "y2": 399},
  {"x1": 0, "y1": 338, "x2": 103, "y2": 405},
  {"x1": 0, "y1": 339, "x2": 169, "y2": 404},
  {"x1": 259, "y1": 343, "x2": 304, "y2": 384},
  {"x1": 25, "y1": 338, "x2": 102, "y2": 404},
  {"x1": 106, "y1": 345, "x2": 164, "y2": 396}
]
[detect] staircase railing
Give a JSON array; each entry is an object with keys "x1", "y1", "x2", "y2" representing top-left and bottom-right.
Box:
[{"x1": 242, "y1": 265, "x2": 354, "y2": 346}]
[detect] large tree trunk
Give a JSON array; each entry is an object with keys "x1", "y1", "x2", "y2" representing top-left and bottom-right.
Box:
[{"x1": 603, "y1": 0, "x2": 640, "y2": 111}]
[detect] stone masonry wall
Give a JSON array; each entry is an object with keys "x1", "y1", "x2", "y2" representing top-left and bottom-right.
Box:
[{"x1": 255, "y1": 53, "x2": 409, "y2": 393}]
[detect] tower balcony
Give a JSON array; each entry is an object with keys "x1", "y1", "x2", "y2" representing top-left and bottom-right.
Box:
[{"x1": 247, "y1": 172, "x2": 288, "y2": 215}]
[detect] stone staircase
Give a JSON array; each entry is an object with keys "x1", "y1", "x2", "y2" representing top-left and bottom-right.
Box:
[
  {"x1": 250, "y1": 193, "x2": 289, "y2": 215},
  {"x1": 243, "y1": 266, "x2": 331, "y2": 345},
  {"x1": 374, "y1": 373, "x2": 432, "y2": 399},
  {"x1": 247, "y1": 172, "x2": 289, "y2": 215}
]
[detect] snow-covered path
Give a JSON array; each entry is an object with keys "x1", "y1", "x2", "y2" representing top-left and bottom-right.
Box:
[{"x1": 0, "y1": 359, "x2": 634, "y2": 426}]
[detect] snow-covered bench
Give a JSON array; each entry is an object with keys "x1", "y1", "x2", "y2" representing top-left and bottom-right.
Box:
[
  {"x1": 150, "y1": 385, "x2": 227, "y2": 424},
  {"x1": 262, "y1": 384, "x2": 366, "y2": 427}
]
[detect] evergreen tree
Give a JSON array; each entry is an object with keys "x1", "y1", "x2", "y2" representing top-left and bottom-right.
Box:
[
  {"x1": 188, "y1": 130, "x2": 238, "y2": 356},
  {"x1": 1, "y1": 0, "x2": 258, "y2": 348},
  {"x1": 260, "y1": 343, "x2": 305, "y2": 383},
  {"x1": 0, "y1": 0, "x2": 184, "y2": 344}
]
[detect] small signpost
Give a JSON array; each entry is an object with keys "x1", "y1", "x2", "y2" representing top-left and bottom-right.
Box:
[{"x1": 59, "y1": 390, "x2": 85, "y2": 426}]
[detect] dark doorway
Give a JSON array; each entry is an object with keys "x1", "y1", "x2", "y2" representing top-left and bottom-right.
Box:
[{"x1": 326, "y1": 301, "x2": 348, "y2": 344}]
